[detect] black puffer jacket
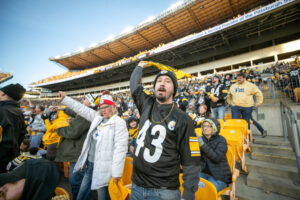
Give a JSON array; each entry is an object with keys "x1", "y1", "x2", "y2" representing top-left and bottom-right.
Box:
[
  {"x1": 200, "y1": 118, "x2": 232, "y2": 184},
  {"x1": 0, "y1": 100, "x2": 26, "y2": 173}
]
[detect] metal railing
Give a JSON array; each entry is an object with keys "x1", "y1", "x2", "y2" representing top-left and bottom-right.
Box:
[
  {"x1": 267, "y1": 78, "x2": 277, "y2": 104},
  {"x1": 280, "y1": 101, "x2": 300, "y2": 186}
]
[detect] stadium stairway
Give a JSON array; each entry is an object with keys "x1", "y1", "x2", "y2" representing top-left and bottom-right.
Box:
[
  {"x1": 234, "y1": 77, "x2": 300, "y2": 199},
  {"x1": 235, "y1": 135, "x2": 300, "y2": 200}
]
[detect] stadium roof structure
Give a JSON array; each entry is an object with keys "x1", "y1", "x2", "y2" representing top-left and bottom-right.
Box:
[
  {"x1": 35, "y1": 0, "x2": 300, "y2": 92},
  {"x1": 49, "y1": 0, "x2": 275, "y2": 71},
  {"x1": 0, "y1": 72, "x2": 13, "y2": 84}
]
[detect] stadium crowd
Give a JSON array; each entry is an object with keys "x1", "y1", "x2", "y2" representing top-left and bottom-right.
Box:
[{"x1": 0, "y1": 58, "x2": 299, "y2": 200}]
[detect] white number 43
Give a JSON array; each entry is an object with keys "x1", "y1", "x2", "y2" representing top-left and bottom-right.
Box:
[{"x1": 135, "y1": 120, "x2": 166, "y2": 163}]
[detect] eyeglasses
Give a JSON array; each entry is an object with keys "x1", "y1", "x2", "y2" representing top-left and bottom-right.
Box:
[
  {"x1": 202, "y1": 125, "x2": 212, "y2": 128},
  {"x1": 100, "y1": 106, "x2": 110, "y2": 110}
]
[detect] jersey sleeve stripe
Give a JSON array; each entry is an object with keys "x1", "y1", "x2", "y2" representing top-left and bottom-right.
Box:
[{"x1": 189, "y1": 136, "x2": 200, "y2": 157}]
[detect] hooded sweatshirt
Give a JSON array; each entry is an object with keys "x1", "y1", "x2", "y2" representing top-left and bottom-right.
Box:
[{"x1": 199, "y1": 118, "x2": 232, "y2": 184}]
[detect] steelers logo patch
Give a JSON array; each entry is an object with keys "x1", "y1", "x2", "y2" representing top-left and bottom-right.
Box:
[
  {"x1": 161, "y1": 70, "x2": 168, "y2": 74},
  {"x1": 168, "y1": 121, "x2": 176, "y2": 131}
]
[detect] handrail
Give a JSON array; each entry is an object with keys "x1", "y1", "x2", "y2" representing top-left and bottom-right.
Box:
[
  {"x1": 267, "y1": 78, "x2": 276, "y2": 104},
  {"x1": 280, "y1": 102, "x2": 288, "y2": 141},
  {"x1": 280, "y1": 101, "x2": 300, "y2": 186}
]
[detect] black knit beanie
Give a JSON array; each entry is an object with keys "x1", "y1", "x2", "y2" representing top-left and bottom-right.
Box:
[
  {"x1": 153, "y1": 70, "x2": 178, "y2": 97},
  {"x1": 0, "y1": 83, "x2": 26, "y2": 101}
]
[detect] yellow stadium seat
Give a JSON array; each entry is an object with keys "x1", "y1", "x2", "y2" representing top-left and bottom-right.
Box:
[
  {"x1": 179, "y1": 174, "x2": 218, "y2": 200},
  {"x1": 224, "y1": 113, "x2": 232, "y2": 120},
  {"x1": 218, "y1": 119, "x2": 224, "y2": 130},
  {"x1": 217, "y1": 146, "x2": 239, "y2": 200},
  {"x1": 179, "y1": 148, "x2": 239, "y2": 200},
  {"x1": 54, "y1": 187, "x2": 70, "y2": 198},
  {"x1": 295, "y1": 87, "x2": 300, "y2": 102},
  {"x1": 220, "y1": 129, "x2": 247, "y2": 173},
  {"x1": 224, "y1": 119, "x2": 252, "y2": 143}
]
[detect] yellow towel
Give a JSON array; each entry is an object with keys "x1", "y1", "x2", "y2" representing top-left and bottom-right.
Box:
[{"x1": 147, "y1": 61, "x2": 191, "y2": 79}]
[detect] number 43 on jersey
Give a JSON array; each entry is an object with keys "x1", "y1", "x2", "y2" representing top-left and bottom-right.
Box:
[{"x1": 135, "y1": 120, "x2": 166, "y2": 163}]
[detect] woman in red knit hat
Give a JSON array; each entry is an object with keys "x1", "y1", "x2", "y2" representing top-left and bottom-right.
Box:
[{"x1": 58, "y1": 90, "x2": 128, "y2": 200}]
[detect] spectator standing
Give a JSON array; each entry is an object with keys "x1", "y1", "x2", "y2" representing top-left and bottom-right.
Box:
[
  {"x1": 59, "y1": 90, "x2": 128, "y2": 200},
  {"x1": 117, "y1": 97, "x2": 128, "y2": 117},
  {"x1": 28, "y1": 105, "x2": 46, "y2": 148},
  {"x1": 174, "y1": 90, "x2": 188, "y2": 112},
  {"x1": 195, "y1": 86, "x2": 210, "y2": 114},
  {"x1": 0, "y1": 83, "x2": 26, "y2": 173},
  {"x1": 227, "y1": 73, "x2": 263, "y2": 130},
  {"x1": 55, "y1": 94, "x2": 93, "y2": 200},
  {"x1": 130, "y1": 61, "x2": 201, "y2": 200},
  {"x1": 289, "y1": 65, "x2": 300, "y2": 89},
  {"x1": 127, "y1": 116, "x2": 139, "y2": 155},
  {"x1": 42, "y1": 107, "x2": 69, "y2": 161},
  {"x1": 223, "y1": 74, "x2": 232, "y2": 89},
  {"x1": 208, "y1": 76, "x2": 227, "y2": 120}
]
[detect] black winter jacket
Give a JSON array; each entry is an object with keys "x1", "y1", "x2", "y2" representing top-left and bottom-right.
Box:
[
  {"x1": 0, "y1": 100, "x2": 26, "y2": 173},
  {"x1": 200, "y1": 119, "x2": 232, "y2": 184}
]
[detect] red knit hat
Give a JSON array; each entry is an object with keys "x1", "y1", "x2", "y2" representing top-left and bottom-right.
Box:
[{"x1": 99, "y1": 90, "x2": 115, "y2": 108}]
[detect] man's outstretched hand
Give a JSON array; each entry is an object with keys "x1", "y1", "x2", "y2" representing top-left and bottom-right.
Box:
[
  {"x1": 138, "y1": 61, "x2": 151, "y2": 68},
  {"x1": 58, "y1": 91, "x2": 66, "y2": 100}
]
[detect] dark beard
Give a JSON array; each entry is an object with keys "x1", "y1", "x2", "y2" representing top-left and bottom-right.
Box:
[{"x1": 155, "y1": 94, "x2": 167, "y2": 103}]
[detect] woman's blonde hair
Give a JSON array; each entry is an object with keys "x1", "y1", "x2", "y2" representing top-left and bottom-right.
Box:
[{"x1": 99, "y1": 105, "x2": 118, "y2": 118}]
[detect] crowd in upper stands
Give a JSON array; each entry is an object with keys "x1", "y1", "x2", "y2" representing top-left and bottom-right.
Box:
[
  {"x1": 1, "y1": 57, "x2": 299, "y2": 200},
  {"x1": 0, "y1": 72, "x2": 13, "y2": 84},
  {"x1": 32, "y1": 2, "x2": 271, "y2": 86},
  {"x1": 264, "y1": 58, "x2": 300, "y2": 100}
]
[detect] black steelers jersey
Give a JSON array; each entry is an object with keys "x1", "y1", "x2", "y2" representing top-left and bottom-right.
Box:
[
  {"x1": 223, "y1": 78, "x2": 231, "y2": 88},
  {"x1": 289, "y1": 68, "x2": 300, "y2": 88},
  {"x1": 131, "y1": 85, "x2": 201, "y2": 190}
]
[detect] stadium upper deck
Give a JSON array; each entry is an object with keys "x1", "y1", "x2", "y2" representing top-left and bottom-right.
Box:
[
  {"x1": 49, "y1": 0, "x2": 275, "y2": 71},
  {"x1": 31, "y1": 0, "x2": 300, "y2": 93},
  {"x1": 0, "y1": 72, "x2": 13, "y2": 84}
]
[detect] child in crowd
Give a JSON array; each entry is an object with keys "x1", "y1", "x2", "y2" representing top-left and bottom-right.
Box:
[
  {"x1": 194, "y1": 104, "x2": 209, "y2": 127},
  {"x1": 127, "y1": 116, "x2": 139, "y2": 155},
  {"x1": 196, "y1": 86, "x2": 210, "y2": 114},
  {"x1": 6, "y1": 139, "x2": 42, "y2": 171}
]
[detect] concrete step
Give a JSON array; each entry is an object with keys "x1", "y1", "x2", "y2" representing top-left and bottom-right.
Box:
[
  {"x1": 250, "y1": 143, "x2": 294, "y2": 156},
  {"x1": 253, "y1": 136, "x2": 291, "y2": 146},
  {"x1": 251, "y1": 151, "x2": 297, "y2": 166},
  {"x1": 247, "y1": 171, "x2": 300, "y2": 199},
  {"x1": 246, "y1": 156, "x2": 298, "y2": 181},
  {"x1": 262, "y1": 99, "x2": 277, "y2": 105},
  {"x1": 236, "y1": 174, "x2": 298, "y2": 200}
]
